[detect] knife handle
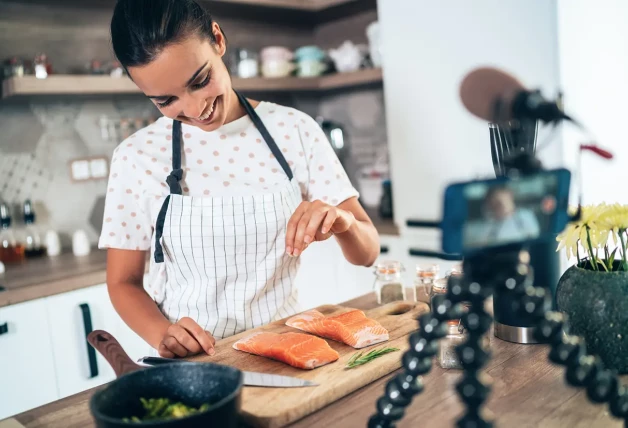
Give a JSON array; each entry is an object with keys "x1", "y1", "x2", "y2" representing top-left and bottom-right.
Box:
[{"x1": 138, "y1": 356, "x2": 183, "y2": 366}]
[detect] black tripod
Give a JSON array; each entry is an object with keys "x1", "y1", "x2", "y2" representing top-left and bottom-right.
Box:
[{"x1": 367, "y1": 154, "x2": 628, "y2": 427}]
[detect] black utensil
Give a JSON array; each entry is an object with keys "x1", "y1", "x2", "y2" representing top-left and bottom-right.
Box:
[
  {"x1": 490, "y1": 119, "x2": 539, "y2": 177},
  {"x1": 87, "y1": 330, "x2": 242, "y2": 428}
]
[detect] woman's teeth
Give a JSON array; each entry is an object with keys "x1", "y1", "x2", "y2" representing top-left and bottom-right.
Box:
[{"x1": 198, "y1": 100, "x2": 216, "y2": 121}]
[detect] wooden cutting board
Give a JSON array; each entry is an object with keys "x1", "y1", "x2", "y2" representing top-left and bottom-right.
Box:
[{"x1": 188, "y1": 300, "x2": 430, "y2": 428}]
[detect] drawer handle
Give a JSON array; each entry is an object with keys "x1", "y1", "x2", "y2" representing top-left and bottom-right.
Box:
[
  {"x1": 79, "y1": 303, "x2": 99, "y2": 379},
  {"x1": 0, "y1": 322, "x2": 8, "y2": 335}
]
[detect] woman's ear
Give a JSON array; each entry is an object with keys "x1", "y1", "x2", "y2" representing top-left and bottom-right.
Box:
[{"x1": 213, "y1": 22, "x2": 227, "y2": 57}]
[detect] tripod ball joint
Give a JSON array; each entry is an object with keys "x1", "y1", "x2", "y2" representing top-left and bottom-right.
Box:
[
  {"x1": 609, "y1": 385, "x2": 628, "y2": 419},
  {"x1": 431, "y1": 295, "x2": 465, "y2": 321},
  {"x1": 418, "y1": 313, "x2": 448, "y2": 340},
  {"x1": 367, "y1": 416, "x2": 393, "y2": 428},
  {"x1": 456, "y1": 340, "x2": 491, "y2": 370},
  {"x1": 393, "y1": 372, "x2": 425, "y2": 397},
  {"x1": 534, "y1": 311, "x2": 566, "y2": 343},
  {"x1": 409, "y1": 332, "x2": 439, "y2": 358},
  {"x1": 548, "y1": 334, "x2": 586, "y2": 366},
  {"x1": 587, "y1": 368, "x2": 618, "y2": 403},
  {"x1": 455, "y1": 372, "x2": 491, "y2": 409},
  {"x1": 461, "y1": 309, "x2": 492, "y2": 336},
  {"x1": 565, "y1": 355, "x2": 601, "y2": 387},
  {"x1": 519, "y1": 286, "x2": 552, "y2": 319},
  {"x1": 376, "y1": 395, "x2": 406, "y2": 422},
  {"x1": 402, "y1": 351, "x2": 433, "y2": 376},
  {"x1": 456, "y1": 411, "x2": 494, "y2": 428}
]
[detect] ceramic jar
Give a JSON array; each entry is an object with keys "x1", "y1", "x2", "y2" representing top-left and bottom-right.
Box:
[
  {"x1": 260, "y1": 46, "x2": 295, "y2": 78},
  {"x1": 294, "y1": 46, "x2": 327, "y2": 77}
]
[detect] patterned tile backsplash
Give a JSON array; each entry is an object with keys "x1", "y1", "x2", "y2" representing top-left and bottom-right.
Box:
[{"x1": 0, "y1": 88, "x2": 388, "y2": 248}]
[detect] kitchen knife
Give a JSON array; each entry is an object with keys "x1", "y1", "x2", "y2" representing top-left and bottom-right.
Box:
[{"x1": 137, "y1": 357, "x2": 318, "y2": 388}]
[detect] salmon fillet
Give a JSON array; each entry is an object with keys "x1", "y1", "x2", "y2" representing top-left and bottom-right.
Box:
[
  {"x1": 286, "y1": 309, "x2": 389, "y2": 349},
  {"x1": 232, "y1": 332, "x2": 340, "y2": 369}
]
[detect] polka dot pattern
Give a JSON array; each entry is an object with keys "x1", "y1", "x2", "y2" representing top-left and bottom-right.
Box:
[{"x1": 99, "y1": 103, "x2": 358, "y2": 253}]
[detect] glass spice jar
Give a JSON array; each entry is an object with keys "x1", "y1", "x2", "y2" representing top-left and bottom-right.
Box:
[
  {"x1": 438, "y1": 320, "x2": 467, "y2": 369},
  {"x1": 373, "y1": 260, "x2": 407, "y2": 305},
  {"x1": 437, "y1": 318, "x2": 491, "y2": 370},
  {"x1": 429, "y1": 264, "x2": 464, "y2": 309},
  {"x1": 415, "y1": 263, "x2": 439, "y2": 303}
]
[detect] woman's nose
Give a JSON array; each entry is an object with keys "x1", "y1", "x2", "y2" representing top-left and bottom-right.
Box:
[{"x1": 183, "y1": 96, "x2": 207, "y2": 119}]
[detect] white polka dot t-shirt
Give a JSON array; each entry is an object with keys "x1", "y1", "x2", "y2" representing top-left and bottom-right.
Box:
[{"x1": 98, "y1": 101, "x2": 359, "y2": 252}]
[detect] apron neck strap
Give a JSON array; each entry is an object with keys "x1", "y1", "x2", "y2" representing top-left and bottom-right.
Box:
[
  {"x1": 234, "y1": 90, "x2": 294, "y2": 180},
  {"x1": 166, "y1": 120, "x2": 184, "y2": 195},
  {"x1": 166, "y1": 90, "x2": 294, "y2": 195}
]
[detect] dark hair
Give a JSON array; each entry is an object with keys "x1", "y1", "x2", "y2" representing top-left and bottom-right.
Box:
[
  {"x1": 484, "y1": 185, "x2": 513, "y2": 202},
  {"x1": 111, "y1": 0, "x2": 222, "y2": 68}
]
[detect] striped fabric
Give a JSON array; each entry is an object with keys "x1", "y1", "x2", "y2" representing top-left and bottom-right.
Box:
[{"x1": 158, "y1": 179, "x2": 303, "y2": 339}]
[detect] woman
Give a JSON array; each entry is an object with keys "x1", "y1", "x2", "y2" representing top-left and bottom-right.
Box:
[
  {"x1": 464, "y1": 186, "x2": 540, "y2": 248},
  {"x1": 99, "y1": 0, "x2": 380, "y2": 359}
]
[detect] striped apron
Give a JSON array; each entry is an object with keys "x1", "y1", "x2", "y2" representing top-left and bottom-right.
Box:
[{"x1": 153, "y1": 91, "x2": 302, "y2": 340}]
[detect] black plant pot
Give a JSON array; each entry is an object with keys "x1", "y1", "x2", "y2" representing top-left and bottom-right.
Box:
[{"x1": 556, "y1": 264, "x2": 628, "y2": 373}]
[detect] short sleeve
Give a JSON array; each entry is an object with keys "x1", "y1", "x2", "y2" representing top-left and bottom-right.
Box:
[
  {"x1": 98, "y1": 146, "x2": 154, "y2": 251},
  {"x1": 297, "y1": 114, "x2": 359, "y2": 206}
]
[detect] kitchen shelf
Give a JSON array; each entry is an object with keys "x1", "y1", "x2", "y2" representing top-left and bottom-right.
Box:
[
  {"x1": 22, "y1": 0, "x2": 377, "y2": 24},
  {"x1": 1, "y1": 69, "x2": 383, "y2": 99},
  {"x1": 209, "y1": 0, "x2": 360, "y2": 11}
]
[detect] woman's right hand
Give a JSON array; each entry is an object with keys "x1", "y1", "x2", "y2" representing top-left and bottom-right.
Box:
[{"x1": 158, "y1": 317, "x2": 216, "y2": 358}]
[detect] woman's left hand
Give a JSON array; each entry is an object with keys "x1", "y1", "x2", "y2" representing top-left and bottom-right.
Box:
[{"x1": 285, "y1": 200, "x2": 355, "y2": 257}]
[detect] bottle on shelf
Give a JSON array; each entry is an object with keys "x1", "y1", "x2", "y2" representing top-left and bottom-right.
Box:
[
  {"x1": 21, "y1": 199, "x2": 46, "y2": 258},
  {"x1": 0, "y1": 201, "x2": 25, "y2": 264}
]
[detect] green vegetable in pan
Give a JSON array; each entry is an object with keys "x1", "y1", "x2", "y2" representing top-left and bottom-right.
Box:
[{"x1": 123, "y1": 398, "x2": 211, "y2": 422}]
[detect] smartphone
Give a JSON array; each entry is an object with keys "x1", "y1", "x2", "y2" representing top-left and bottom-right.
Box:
[{"x1": 441, "y1": 168, "x2": 572, "y2": 255}]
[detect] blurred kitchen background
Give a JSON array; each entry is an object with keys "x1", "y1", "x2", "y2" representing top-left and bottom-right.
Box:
[
  {"x1": 0, "y1": 0, "x2": 391, "y2": 250},
  {"x1": 1, "y1": 0, "x2": 627, "y2": 316},
  {"x1": 2, "y1": 0, "x2": 627, "y2": 419}
]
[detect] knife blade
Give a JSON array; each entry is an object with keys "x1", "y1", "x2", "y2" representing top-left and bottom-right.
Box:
[{"x1": 137, "y1": 357, "x2": 318, "y2": 388}]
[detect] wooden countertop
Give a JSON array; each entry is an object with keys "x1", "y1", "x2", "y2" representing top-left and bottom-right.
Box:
[
  {"x1": 0, "y1": 250, "x2": 109, "y2": 308},
  {"x1": 8, "y1": 293, "x2": 625, "y2": 428}
]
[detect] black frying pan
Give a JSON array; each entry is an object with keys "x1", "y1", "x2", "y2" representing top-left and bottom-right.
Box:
[{"x1": 87, "y1": 330, "x2": 242, "y2": 428}]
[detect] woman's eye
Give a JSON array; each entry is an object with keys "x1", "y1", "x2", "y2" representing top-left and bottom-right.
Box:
[
  {"x1": 157, "y1": 98, "x2": 174, "y2": 108},
  {"x1": 192, "y1": 73, "x2": 211, "y2": 90}
]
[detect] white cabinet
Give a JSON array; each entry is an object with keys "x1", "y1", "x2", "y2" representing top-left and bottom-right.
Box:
[
  {"x1": 0, "y1": 299, "x2": 59, "y2": 420},
  {"x1": 45, "y1": 284, "x2": 119, "y2": 398}
]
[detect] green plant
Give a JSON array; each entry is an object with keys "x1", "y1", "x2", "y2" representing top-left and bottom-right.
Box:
[
  {"x1": 345, "y1": 347, "x2": 400, "y2": 368},
  {"x1": 557, "y1": 203, "x2": 628, "y2": 272}
]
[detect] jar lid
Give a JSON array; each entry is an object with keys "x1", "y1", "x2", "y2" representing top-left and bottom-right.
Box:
[
  {"x1": 432, "y1": 277, "x2": 447, "y2": 293},
  {"x1": 447, "y1": 264, "x2": 463, "y2": 277},
  {"x1": 447, "y1": 319, "x2": 465, "y2": 335},
  {"x1": 375, "y1": 260, "x2": 402, "y2": 275},
  {"x1": 416, "y1": 263, "x2": 439, "y2": 278}
]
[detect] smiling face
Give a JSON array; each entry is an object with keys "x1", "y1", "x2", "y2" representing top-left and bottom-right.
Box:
[{"x1": 127, "y1": 23, "x2": 238, "y2": 132}]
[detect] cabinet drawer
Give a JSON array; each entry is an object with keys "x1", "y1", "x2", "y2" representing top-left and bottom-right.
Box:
[{"x1": 0, "y1": 299, "x2": 59, "y2": 419}]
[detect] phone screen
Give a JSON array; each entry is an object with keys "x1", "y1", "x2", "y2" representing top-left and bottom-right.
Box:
[{"x1": 442, "y1": 169, "x2": 570, "y2": 254}]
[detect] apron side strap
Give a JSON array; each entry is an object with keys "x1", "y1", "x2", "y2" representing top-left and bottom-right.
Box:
[{"x1": 154, "y1": 195, "x2": 171, "y2": 263}]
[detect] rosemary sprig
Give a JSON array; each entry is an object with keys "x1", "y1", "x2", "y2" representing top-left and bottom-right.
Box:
[{"x1": 345, "y1": 347, "x2": 400, "y2": 368}]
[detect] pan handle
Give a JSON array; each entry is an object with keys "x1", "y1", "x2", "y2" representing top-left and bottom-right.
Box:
[{"x1": 87, "y1": 330, "x2": 142, "y2": 378}]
